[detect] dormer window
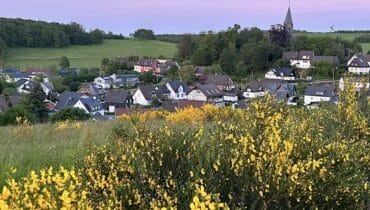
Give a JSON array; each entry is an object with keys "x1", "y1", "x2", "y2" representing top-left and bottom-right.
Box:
[{"x1": 315, "y1": 91, "x2": 324, "y2": 96}]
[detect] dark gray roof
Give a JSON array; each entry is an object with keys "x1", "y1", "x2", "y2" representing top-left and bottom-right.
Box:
[
  {"x1": 348, "y1": 54, "x2": 370, "y2": 68},
  {"x1": 313, "y1": 56, "x2": 339, "y2": 64},
  {"x1": 271, "y1": 68, "x2": 295, "y2": 77},
  {"x1": 191, "y1": 84, "x2": 223, "y2": 98},
  {"x1": 136, "y1": 59, "x2": 157, "y2": 66},
  {"x1": 167, "y1": 80, "x2": 189, "y2": 93},
  {"x1": 247, "y1": 81, "x2": 266, "y2": 92},
  {"x1": 137, "y1": 85, "x2": 166, "y2": 101},
  {"x1": 304, "y1": 84, "x2": 335, "y2": 97},
  {"x1": 55, "y1": 91, "x2": 103, "y2": 112},
  {"x1": 284, "y1": 7, "x2": 293, "y2": 26},
  {"x1": 205, "y1": 75, "x2": 233, "y2": 86},
  {"x1": 1, "y1": 67, "x2": 20, "y2": 74},
  {"x1": 16, "y1": 78, "x2": 29, "y2": 88},
  {"x1": 55, "y1": 92, "x2": 81, "y2": 110},
  {"x1": 283, "y1": 51, "x2": 314, "y2": 60},
  {"x1": 105, "y1": 90, "x2": 130, "y2": 104}
]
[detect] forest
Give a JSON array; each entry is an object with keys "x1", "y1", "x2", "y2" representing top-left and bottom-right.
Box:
[
  {"x1": 0, "y1": 18, "x2": 107, "y2": 48},
  {"x1": 175, "y1": 25, "x2": 363, "y2": 77}
]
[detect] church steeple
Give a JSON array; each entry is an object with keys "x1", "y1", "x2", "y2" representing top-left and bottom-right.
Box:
[{"x1": 284, "y1": 6, "x2": 293, "y2": 36}]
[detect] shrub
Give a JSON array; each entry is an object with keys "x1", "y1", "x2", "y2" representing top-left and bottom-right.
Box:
[{"x1": 49, "y1": 108, "x2": 90, "y2": 123}]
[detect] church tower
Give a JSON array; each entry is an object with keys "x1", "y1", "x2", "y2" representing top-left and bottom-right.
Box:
[{"x1": 284, "y1": 6, "x2": 293, "y2": 37}]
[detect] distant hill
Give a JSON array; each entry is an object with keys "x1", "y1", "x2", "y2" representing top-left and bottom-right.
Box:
[{"x1": 5, "y1": 39, "x2": 177, "y2": 69}]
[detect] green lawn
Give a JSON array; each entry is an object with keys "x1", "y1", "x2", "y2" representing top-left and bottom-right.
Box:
[
  {"x1": 295, "y1": 32, "x2": 370, "y2": 41},
  {"x1": 0, "y1": 120, "x2": 119, "y2": 188},
  {"x1": 5, "y1": 39, "x2": 177, "y2": 70}
]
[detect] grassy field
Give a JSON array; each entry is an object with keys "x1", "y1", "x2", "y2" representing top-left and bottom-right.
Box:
[
  {"x1": 5, "y1": 39, "x2": 177, "y2": 70},
  {"x1": 0, "y1": 120, "x2": 119, "y2": 188}
]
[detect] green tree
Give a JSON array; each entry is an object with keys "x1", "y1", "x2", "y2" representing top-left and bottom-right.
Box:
[
  {"x1": 167, "y1": 65, "x2": 179, "y2": 80},
  {"x1": 69, "y1": 82, "x2": 81, "y2": 92},
  {"x1": 59, "y1": 56, "x2": 70, "y2": 68},
  {"x1": 90, "y1": 29, "x2": 104, "y2": 44},
  {"x1": 24, "y1": 83, "x2": 49, "y2": 123},
  {"x1": 311, "y1": 61, "x2": 335, "y2": 78},
  {"x1": 133, "y1": 29, "x2": 155, "y2": 40},
  {"x1": 140, "y1": 71, "x2": 155, "y2": 84},
  {"x1": 204, "y1": 64, "x2": 223, "y2": 75},
  {"x1": 101, "y1": 58, "x2": 110, "y2": 66},
  {"x1": 178, "y1": 66, "x2": 196, "y2": 84},
  {"x1": 218, "y1": 43, "x2": 238, "y2": 75},
  {"x1": 49, "y1": 107, "x2": 90, "y2": 123},
  {"x1": 176, "y1": 34, "x2": 194, "y2": 61},
  {"x1": 191, "y1": 47, "x2": 209, "y2": 66}
]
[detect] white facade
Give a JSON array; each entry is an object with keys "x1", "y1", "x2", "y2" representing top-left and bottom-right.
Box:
[
  {"x1": 133, "y1": 89, "x2": 151, "y2": 106},
  {"x1": 243, "y1": 91, "x2": 266, "y2": 99},
  {"x1": 348, "y1": 67, "x2": 370, "y2": 75},
  {"x1": 223, "y1": 95, "x2": 238, "y2": 102},
  {"x1": 304, "y1": 95, "x2": 331, "y2": 106},
  {"x1": 73, "y1": 100, "x2": 105, "y2": 115},
  {"x1": 187, "y1": 90, "x2": 207, "y2": 102},
  {"x1": 290, "y1": 59, "x2": 312, "y2": 69},
  {"x1": 94, "y1": 77, "x2": 112, "y2": 89},
  {"x1": 265, "y1": 71, "x2": 295, "y2": 81},
  {"x1": 166, "y1": 83, "x2": 187, "y2": 100}
]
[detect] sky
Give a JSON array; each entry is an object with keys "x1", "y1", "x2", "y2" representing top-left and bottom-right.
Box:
[{"x1": 1, "y1": 0, "x2": 370, "y2": 35}]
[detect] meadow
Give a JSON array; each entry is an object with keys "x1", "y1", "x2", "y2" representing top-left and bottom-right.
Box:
[
  {"x1": 5, "y1": 39, "x2": 177, "y2": 70},
  {"x1": 0, "y1": 120, "x2": 118, "y2": 188}
]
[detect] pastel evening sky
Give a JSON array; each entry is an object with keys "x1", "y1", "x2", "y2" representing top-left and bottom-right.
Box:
[{"x1": 1, "y1": 0, "x2": 369, "y2": 35}]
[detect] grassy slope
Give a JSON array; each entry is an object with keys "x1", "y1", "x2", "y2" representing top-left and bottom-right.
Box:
[
  {"x1": 5, "y1": 39, "x2": 177, "y2": 70},
  {"x1": 296, "y1": 32, "x2": 370, "y2": 52},
  {"x1": 0, "y1": 121, "x2": 119, "y2": 188}
]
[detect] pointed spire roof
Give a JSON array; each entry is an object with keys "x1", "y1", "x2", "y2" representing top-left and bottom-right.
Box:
[{"x1": 284, "y1": 7, "x2": 293, "y2": 25}]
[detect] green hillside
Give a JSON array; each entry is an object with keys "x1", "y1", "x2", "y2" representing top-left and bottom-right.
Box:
[{"x1": 5, "y1": 39, "x2": 177, "y2": 70}]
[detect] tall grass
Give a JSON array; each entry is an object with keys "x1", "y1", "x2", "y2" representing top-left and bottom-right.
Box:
[{"x1": 0, "y1": 120, "x2": 118, "y2": 188}]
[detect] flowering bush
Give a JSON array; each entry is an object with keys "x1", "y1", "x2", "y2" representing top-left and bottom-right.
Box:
[{"x1": 0, "y1": 83, "x2": 369, "y2": 209}]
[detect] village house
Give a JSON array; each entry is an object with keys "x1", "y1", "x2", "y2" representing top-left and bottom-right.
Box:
[
  {"x1": 0, "y1": 67, "x2": 30, "y2": 83},
  {"x1": 26, "y1": 67, "x2": 50, "y2": 77},
  {"x1": 104, "y1": 90, "x2": 133, "y2": 113},
  {"x1": 244, "y1": 79, "x2": 296, "y2": 103},
  {"x1": 283, "y1": 51, "x2": 339, "y2": 70},
  {"x1": 204, "y1": 75, "x2": 234, "y2": 91},
  {"x1": 133, "y1": 85, "x2": 168, "y2": 106},
  {"x1": 59, "y1": 68, "x2": 80, "y2": 77},
  {"x1": 187, "y1": 84, "x2": 225, "y2": 107},
  {"x1": 16, "y1": 79, "x2": 37, "y2": 94},
  {"x1": 134, "y1": 59, "x2": 157, "y2": 74},
  {"x1": 265, "y1": 68, "x2": 296, "y2": 81},
  {"x1": 78, "y1": 84, "x2": 105, "y2": 100},
  {"x1": 94, "y1": 76, "x2": 113, "y2": 89},
  {"x1": 347, "y1": 54, "x2": 370, "y2": 75},
  {"x1": 133, "y1": 59, "x2": 180, "y2": 74},
  {"x1": 165, "y1": 80, "x2": 189, "y2": 100},
  {"x1": 55, "y1": 92, "x2": 104, "y2": 115},
  {"x1": 40, "y1": 78, "x2": 55, "y2": 96},
  {"x1": 339, "y1": 77, "x2": 370, "y2": 92},
  {"x1": 304, "y1": 83, "x2": 336, "y2": 106},
  {"x1": 110, "y1": 74, "x2": 140, "y2": 88},
  {"x1": 243, "y1": 80, "x2": 267, "y2": 99}
]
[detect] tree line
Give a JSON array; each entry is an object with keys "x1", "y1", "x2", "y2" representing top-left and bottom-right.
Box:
[
  {"x1": 175, "y1": 24, "x2": 362, "y2": 78},
  {"x1": 0, "y1": 18, "x2": 118, "y2": 48}
]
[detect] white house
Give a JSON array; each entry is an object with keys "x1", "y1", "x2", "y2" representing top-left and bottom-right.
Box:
[
  {"x1": 165, "y1": 80, "x2": 189, "y2": 100},
  {"x1": 283, "y1": 51, "x2": 339, "y2": 70},
  {"x1": 339, "y1": 77, "x2": 370, "y2": 92},
  {"x1": 133, "y1": 85, "x2": 167, "y2": 106},
  {"x1": 304, "y1": 84, "x2": 336, "y2": 106},
  {"x1": 243, "y1": 81, "x2": 267, "y2": 99},
  {"x1": 16, "y1": 79, "x2": 36, "y2": 94},
  {"x1": 265, "y1": 68, "x2": 296, "y2": 81},
  {"x1": 187, "y1": 84, "x2": 224, "y2": 107},
  {"x1": 55, "y1": 92, "x2": 105, "y2": 115},
  {"x1": 94, "y1": 77, "x2": 113, "y2": 89},
  {"x1": 347, "y1": 54, "x2": 370, "y2": 75}
]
